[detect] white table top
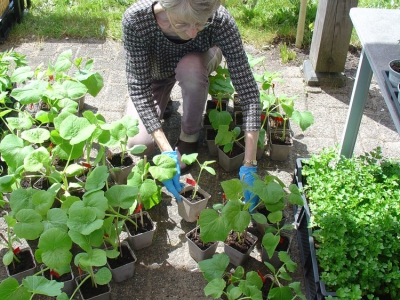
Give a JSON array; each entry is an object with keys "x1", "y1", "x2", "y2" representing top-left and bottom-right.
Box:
[{"x1": 350, "y1": 8, "x2": 400, "y2": 132}]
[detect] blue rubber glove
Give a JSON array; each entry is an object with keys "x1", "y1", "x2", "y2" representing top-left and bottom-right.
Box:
[
  {"x1": 162, "y1": 151, "x2": 184, "y2": 201},
  {"x1": 239, "y1": 165, "x2": 259, "y2": 213}
]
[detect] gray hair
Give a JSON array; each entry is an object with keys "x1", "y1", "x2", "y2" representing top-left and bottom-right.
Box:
[{"x1": 159, "y1": 0, "x2": 220, "y2": 23}]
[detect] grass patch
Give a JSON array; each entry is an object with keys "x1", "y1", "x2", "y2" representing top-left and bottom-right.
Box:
[{"x1": 7, "y1": 0, "x2": 400, "y2": 47}]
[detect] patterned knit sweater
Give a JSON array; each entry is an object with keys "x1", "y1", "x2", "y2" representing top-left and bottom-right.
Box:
[{"x1": 122, "y1": 0, "x2": 261, "y2": 134}]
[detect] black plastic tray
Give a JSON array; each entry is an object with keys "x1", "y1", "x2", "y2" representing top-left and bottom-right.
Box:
[{"x1": 382, "y1": 70, "x2": 400, "y2": 118}]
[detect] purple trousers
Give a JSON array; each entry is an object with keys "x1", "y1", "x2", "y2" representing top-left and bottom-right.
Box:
[{"x1": 126, "y1": 47, "x2": 222, "y2": 154}]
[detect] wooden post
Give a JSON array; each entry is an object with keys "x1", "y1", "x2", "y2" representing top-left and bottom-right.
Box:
[
  {"x1": 303, "y1": 0, "x2": 358, "y2": 86},
  {"x1": 295, "y1": 0, "x2": 308, "y2": 48}
]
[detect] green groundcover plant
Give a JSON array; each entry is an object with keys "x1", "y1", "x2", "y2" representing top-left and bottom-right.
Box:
[{"x1": 302, "y1": 146, "x2": 400, "y2": 299}]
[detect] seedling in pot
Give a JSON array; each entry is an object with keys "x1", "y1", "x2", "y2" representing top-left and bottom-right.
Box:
[
  {"x1": 126, "y1": 153, "x2": 177, "y2": 228},
  {"x1": 99, "y1": 115, "x2": 140, "y2": 166},
  {"x1": 181, "y1": 153, "x2": 216, "y2": 199},
  {"x1": 198, "y1": 252, "x2": 264, "y2": 299},
  {"x1": 208, "y1": 65, "x2": 234, "y2": 130},
  {"x1": 215, "y1": 125, "x2": 243, "y2": 155}
]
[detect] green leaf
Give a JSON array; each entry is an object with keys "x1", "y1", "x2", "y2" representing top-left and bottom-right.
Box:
[
  {"x1": 209, "y1": 110, "x2": 232, "y2": 131},
  {"x1": 181, "y1": 153, "x2": 198, "y2": 165},
  {"x1": 149, "y1": 154, "x2": 177, "y2": 181},
  {"x1": 291, "y1": 110, "x2": 314, "y2": 131},
  {"x1": 94, "y1": 267, "x2": 112, "y2": 285},
  {"x1": 14, "y1": 209, "x2": 44, "y2": 240},
  {"x1": 3, "y1": 250, "x2": 14, "y2": 266},
  {"x1": 268, "y1": 286, "x2": 293, "y2": 300},
  {"x1": 289, "y1": 282, "x2": 306, "y2": 300},
  {"x1": 251, "y1": 212, "x2": 267, "y2": 225},
  {"x1": 0, "y1": 134, "x2": 34, "y2": 170},
  {"x1": 0, "y1": 277, "x2": 31, "y2": 300},
  {"x1": 64, "y1": 164, "x2": 85, "y2": 177},
  {"x1": 38, "y1": 227, "x2": 72, "y2": 270},
  {"x1": 10, "y1": 188, "x2": 38, "y2": 215},
  {"x1": 62, "y1": 80, "x2": 88, "y2": 100},
  {"x1": 262, "y1": 233, "x2": 280, "y2": 259},
  {"x1": 24, "y1": 147, "x2": 50, "y2": 172},
  {"x1": 79, "y1": 249, "x2": 107, "y2": 267},
  {"x1": 21, "y1": 128, "x2": 50, "y2": 144},
  {"x1": 198, "y1": 253, "x2": 230, "y2": 282},
  {"x1": 221, "y1": 179, "x2": 243, "y2": 201},
  {"x1": 59, "y1": 114, "x2": 96, "y2": 145},
  {"x1": 267, "y1": 211, "x2": 282, "y2": 224},
  {"x1": 22, "y1": 275, "x2": 64, "y2": 296},
  {"x1": 0, "y1": 175, "x2": 16, "y2": 193},
  {"x1": 11, "y1": 66, "x2": 34, "y2": 83},
  {"x1": 56, "y1": 292, "x2": 69, "y2": 300},
  {"x1": 32, "y1": 190, "x2": 55, "y2": 216},
  {"x1": 10, "y1": 80, "x2": 48, "y2": 104},
  {"x1": 105, "y1": 185, "x2": 138, "y2": 209},
  {"x1": 204, "y1": 278, "x2": 226, "y2": 298},
  {"x1": 76, "y1": 71, "x2": 104, "y2": 97},
  {"x1": 253, "y1": 181, "x2": 285, "y2": 206},
  {"x1": 6, "y1": 116, "x2": 33, "y2": 131},
  {"x1": 222, "y1": 200, "x2": 251, "y2": 233},
  {"x1": 226, "y1": 286, "x2": 242, "y2": 299},
  {"x1": 44, "y1": 208, "x2": 68, "y2": 232},
  {"x1": 84, "y1": 165, "x2": 108, "y2": 191},
  {"x1": 130, "y1": 144, "x2": 147, "y2": 155},
  {"x1": 199, "y1": 209, "x2": 230, "y2": 243},
  {"x1": 54, "y1": 50, "x2": 72, "y2": 72},
  {"x1": 67, "y1": 207, "x2": 103, "y2": 235}
]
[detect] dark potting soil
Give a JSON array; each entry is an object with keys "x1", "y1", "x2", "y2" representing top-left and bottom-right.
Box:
[
  {"x1": 69, "y1": 188, "x2": 86, "y2": 198},
  {"x1": 52, "y1": 156, "x2": 70, "y2": 169},
  {"x1": 181, "y1": 189, "x2": 204, "y2": 203},
  {"x1": 109, "y1": 153, "x2": 133, "y2": 168},
  {"x1": 390, "y1": 60, "x2": 400, "y2": 73},
  {"x1": 219, "y1": 143, "x2": 244, "y2": 158},
  {"x1": 187, "y1": 228, "x2": 216, "y2": 251},
  {"x1": 126, "y1": 213, "x2": 154, "y2": 235},
  {"x1": 77, "y1": 276, "x2": 110, "y2": 299},
  {"x1": 7, "y1": 250, "x2": 35, "y2": 275},
  {"x1": 270, "y1": 133, "x2": 292, "y2": 145},
  {"x1": 20, "y1": 178, "x2": 33, "y2": 189},
  {"x1": 43, "y1": 268, "x2": 73, "y2": 282},
  {"x1": 261, "y1": 276, "x2": 273, "y2": 299},
  {"x1": 225, "y1": 231, "x2": 256, "y2": 254},
  {"x1": 107, "y1": 244, "x2": 136, "y2": 269},
  {"x1": 34, "y1": 178, "x2": 51, "y2": 190}
]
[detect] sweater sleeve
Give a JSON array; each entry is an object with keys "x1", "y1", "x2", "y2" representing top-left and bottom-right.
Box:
[
  {"x1": 122, "y1": 6, "x2": 162, "y2": 134},
  {"x1": 213, "y1": 7, "x2": 261, "y2": 132}
]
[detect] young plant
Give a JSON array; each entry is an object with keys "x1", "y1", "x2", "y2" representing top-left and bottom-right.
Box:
[
  {"x1": 126, "y1": 153, "x2": 177, "y2": 227},
  {"x1": 264, "y1": 252, "x2": 306, "y2": 300},
  {"x1": 198, "y1": 253, "x2": 264, "y2": 300},
  {"x1": 98, "y1": 115, "x2": 140, "y2": 166},
  {"x1": 247, "y1": 174, "x2": 303, "y2": 258},
  {"x1": 180, "y1": 153, "x2": 216, "y2": 199},
  {"x1": 207, "y1": 65, "x2": 234, "y2": 131},
  {"x1": 215, "y1": 125, "x2": 243, "y2": 155},
  {"x1": 198, "y1": 178, "x2": 253, "y2": 246}
]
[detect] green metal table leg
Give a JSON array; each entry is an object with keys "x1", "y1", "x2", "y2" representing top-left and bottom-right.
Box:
[{"x1": 339, "y1": 48, "x2": 373, "y2": 158}]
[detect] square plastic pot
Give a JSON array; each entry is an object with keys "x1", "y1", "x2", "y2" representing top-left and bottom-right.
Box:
[
  {"x1": 40, "y1": 264, "x2": 75, "y2": 297},
  {"x1": 224, "y1": 231, "x2": 258, "y2": 266},
  {"x1": 75, "y1": 274, "x2": 111, "y2": 300},
  {"x1": 106, "y1": 152, "x2": 134, "y2": 185},
  {"x1": 185, "y1": 226, "x2": 218, "y2": 262},
  {"x1": 106, "y1": 241, "x2": 137, "y2": 283},
  {"x1": 5, "y1": 247, "x2": 37, "y2": 283},
  {"x1": 269, "y1": 131, "x2": 293, "y2": 161},
  {"x1": 217, "y1": 142, "x2": 245, "y2": 172},
  {"x1": 178, "y1": 185, "x2": 211, "y2": 222},
  {"x1": 125, "y1": 211, "x2": 156, "y2": 250},
  {"x1": 261, "y1": 232, "x2": 292, "y2": 269}
]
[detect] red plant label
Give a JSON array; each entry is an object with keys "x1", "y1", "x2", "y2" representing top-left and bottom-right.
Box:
[
  {"x1": 81, "y1": 162, "x2": 92, "y2": 169},
  {"x1": 257, "y1": 270, "x2": 266, "y2": 283},
  {"x1": 50, "y1": 270, "x2": 60, "y2": 278},
  {"x1": 12, "y1": 247, "x2": 20, "y2": 254},
  {"x1": 279, "y1": 237, "x2": 284, "y2": 244},
  {"x1": 186, "y1": 178, "x2": 196, "y2": 187},
  {"x1": 222, "y1": 193, "x2": 226, "y2": 200},
  {"x1": 134, "y1": 203, "x2": 143, "y2": 214}
]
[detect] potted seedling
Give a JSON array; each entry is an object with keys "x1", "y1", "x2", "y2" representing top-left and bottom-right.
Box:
[
  {"x1": 215, "y1": 125, "x2": 245, "y2": 172},
  {"x1": 198, "y1": 253, "x2": 267, "y2": 299},
  {"x1": 179, "y1": 153, "x2": 215, "y2": 222},
  {"x1": 65, "y1": 186, "x2": 112, "y2": 299},
  {"x1": 199, "y1": 178, "x2": 258, "y2": 266},
  {"x1": 100, "y1": 115, "x2": 142, "y2": 184},
  {"x1": 103, "y1": 184, "x2": 139, "y2": 282},
  {"x1": 185, "y1": 214, "x2": 219, "y2": 262},
  {"x1": 125, "y1": 153, "x2": 177, "y2": 249}
]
